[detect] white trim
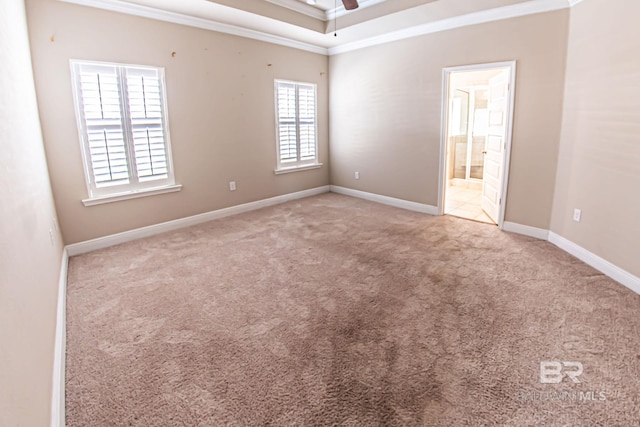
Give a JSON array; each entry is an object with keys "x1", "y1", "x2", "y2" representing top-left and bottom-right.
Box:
[
  {"x1": 274, "y1": 163, "x2": 323, "y2": 174},
  {"x1": 82, "y1": 184, "x2": 182, "y2": 207},
  {"x1": 70, "y1": 60, "x2": 177, "y2": 200},
  {"x1": 274, "y1": 79, "x2": 320, "y2": 171},
  {"x1": 437, "y1": 68, "x2": 449, "y2": 217},
  {"x1": 328, "y1": 0, "x2": 387, "y2": 20},
  {"x1": 263, "y1": 0, "x2": 326, "y2": 20},
  {"x1": 499, "y1": 63, "x2": 517, "y2": 230},
  {"x1": 438, "y1": 61, "x2": 517, "y2": 230},
  {"x1": 67, "y1": 186, "x2": 330, "y2": 255},
  {"x1": 59, "y1": 0, "x2": 329, "y2": 55},
  {"x1": 328, "y1": 0, "x2": 570, "y2": 55},
  {"x1": 502, "y1": 221, "x2": 549, "y2": 240},
  {"x1": 260, "y1": 0, "x2": 388, "y2": 21},
  {"x1": 330, "y1": 185, "x2": 439, "y2": 215},
  {"x1": 548, "y1": 232, "x2": 640, "y2": 296},
  {"x1": 51, "y1": 249, "x2": 68, "y2": 427},
  {"x1": 58, "y1": 0, "x2": 582, "y2": 58}
]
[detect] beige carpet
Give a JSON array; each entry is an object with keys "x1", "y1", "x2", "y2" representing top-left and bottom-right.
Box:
[{"x1": 66, "y1": 193, "x2": 640, "y2": 426}]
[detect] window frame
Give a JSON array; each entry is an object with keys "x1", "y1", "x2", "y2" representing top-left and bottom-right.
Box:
[
  {"x1": 70, "y1": 60, "x2": 177, "y2": 202},
  {"x1": 274, "y1": 79, "x2": 320, "y2": 173}
]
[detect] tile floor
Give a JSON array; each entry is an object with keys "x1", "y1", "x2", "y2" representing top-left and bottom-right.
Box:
[{"x1": 445, "y1": 184, "x2": 496, "y2": 224}]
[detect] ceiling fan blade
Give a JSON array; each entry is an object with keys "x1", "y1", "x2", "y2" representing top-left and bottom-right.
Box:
[{"x1": 342, "y1": 0, "x2": 359, "y2": 10}]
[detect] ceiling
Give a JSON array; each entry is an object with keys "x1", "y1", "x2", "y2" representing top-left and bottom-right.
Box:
[{"x1": 61, "y1": 0, "x2": 579, "y2": 54}]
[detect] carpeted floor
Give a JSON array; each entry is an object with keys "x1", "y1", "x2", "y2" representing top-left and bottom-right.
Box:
[{"x1": 66, "y1": 193, "x2": 640, "y2": 426}]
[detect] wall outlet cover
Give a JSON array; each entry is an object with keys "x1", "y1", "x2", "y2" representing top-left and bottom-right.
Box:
[{"x1": 573, "y1": 208, "x2": 581, "y2": 222}]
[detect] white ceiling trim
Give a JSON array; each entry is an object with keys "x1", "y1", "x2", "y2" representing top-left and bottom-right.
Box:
[
  {"x1": 262, "y1": 0, "x2": 387, "y2": 21},
  {"x1": 59, "y1": 0, "x2": 580, "y2": 57},
  {"x1": 329, "y1": 0, "x2": 387, "y2": 20},
  {"x1": 59, "y1": 0, "x2": 329, "y2": 54},
  {"x1": 262, "y1": 0, "x2": 326, "y2": 20},
  {"x1": 329, "y1": 0, "x2": 572, "y2": 55}
]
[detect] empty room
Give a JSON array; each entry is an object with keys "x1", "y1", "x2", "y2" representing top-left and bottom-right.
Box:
[{"x1": 2, "y1": 0, "x2": 639, "y2": 425}]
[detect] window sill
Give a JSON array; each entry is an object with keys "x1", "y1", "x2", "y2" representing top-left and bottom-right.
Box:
[
  {"x1": 274, "y1": 163, "x2": 323, "y2": 175},
  {"x1": 82, "y1": 184, "x2": 183, "y2": 207}
]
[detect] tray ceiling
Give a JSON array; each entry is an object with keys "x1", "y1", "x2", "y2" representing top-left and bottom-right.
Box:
[{"x1": 59, "y1": 0, "x2": 579, "y2": 54}]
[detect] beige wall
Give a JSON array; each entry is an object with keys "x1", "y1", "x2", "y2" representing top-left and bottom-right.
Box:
[
  {"x1": 0, "y1": 0, "x2": 65, "y2": 425},
  {"x1": 26, "y1": 0, "x2": 329, "y2": 244},
  {"x1": 20, "y1": 0, "x2": 639, "y2": 272},
  {"x1": 551, "y1": 0, "x2": 640, "y2": 277},
  {"x1": 329, "y1": 11, "x2": 569, "y2": 229}
]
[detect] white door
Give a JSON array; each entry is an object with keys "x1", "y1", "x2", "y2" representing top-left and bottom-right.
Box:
[{"x1": 481, "y1": 70, "x2": 509, "y2": 223}]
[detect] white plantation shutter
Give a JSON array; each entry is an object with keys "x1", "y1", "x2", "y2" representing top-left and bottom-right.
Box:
[
  {"x1": 275, "y1": 80, "x2": 318, "y2": 169},
  {"x1": 71, "y1": 61, "x2": 174, "y2": 198},
  {"x1": 77, "y1": 64, "x2": 130, "y2": 187},
  {"x1": 298, "y1": 84, "x2": 316, "y2": 161},
  {"x1": 277, "y1": 82, "x2": 298, "y2": 163},
  {"x1": 126, "y1": 67, "x2": 169, "y2": 182}
]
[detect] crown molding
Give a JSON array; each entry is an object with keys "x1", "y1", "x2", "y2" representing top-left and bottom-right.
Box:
[
  {"x1": 59, "y1": 0, "x2": 583, "y2": 58},
  {"x1": 329, "y1": 0, "x2": 572, "y2": 55},
  {"x1": 263, "y1": 0, "x2": 388, "y2": 22},
  {"x1": 327, "y1": 0, "x2": 387, "y2": 20},
  {"x1": 59, "y1": 0, "x2": 329, "y2": 55},
  {"x1": 263, "y1": 0, "x2": 326, "y2": 20},
  {"x1": 278, "y1": 0, "x2": 578, "y2": 22}
]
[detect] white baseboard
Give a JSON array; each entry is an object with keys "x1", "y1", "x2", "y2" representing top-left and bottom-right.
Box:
[
  {"x1": 502, "y1": 221, "x2": 550, "y2": 240},
  {"x1": 51, "y1": 248, "x2": 68, "y2": 427},
  {"x1": 330, "y1": 185, "x2": 439, "y2": 215},
  {"x1": 548, "y1": 232, "x2": 640, "y2": 295},
  {"x1": 64, "y1": 183, "x2": 640, "y2": 298},
  {"x1": 67, "y1": 186, "x2": 330, "y2": 256}
]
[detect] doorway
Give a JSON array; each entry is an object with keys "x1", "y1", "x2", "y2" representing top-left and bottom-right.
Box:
[{"x1": 439, "y1": 62, "x2": 516, "y2": 228}]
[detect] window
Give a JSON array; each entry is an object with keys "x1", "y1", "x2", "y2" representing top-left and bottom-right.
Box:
[
  {"x1": 274, "y1": 80, "x2": 319, "y2": 172},
  {"x1": 71, "y1": 60, "x2": 176, "y2": 201}
]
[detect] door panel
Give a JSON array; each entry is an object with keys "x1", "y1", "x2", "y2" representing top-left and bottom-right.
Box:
[
  {"x1": 481, "y1": 70, "x2": 510, "y2": 223},
  {"x1": 489, "y1": 111, "x2": 504, "y2": 126},
  {"x1": 486, "y1": 135, "x2": 502, "y2": 152}
]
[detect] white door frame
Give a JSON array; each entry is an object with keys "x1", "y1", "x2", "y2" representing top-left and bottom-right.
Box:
[{"x1": 437, "y1": 61, "x2": 517, "y2": 229}]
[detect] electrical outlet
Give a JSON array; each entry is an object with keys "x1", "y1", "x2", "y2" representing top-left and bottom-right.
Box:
[
  {"x1": 229, "y1": 181, "x2": 236, "y2": 191},
  {"x1": 355, "y1": 171, "x2": 360, "y2": 180},
  {"x1": 573, "y1": 208, "x2": 581, "y2": 222}
]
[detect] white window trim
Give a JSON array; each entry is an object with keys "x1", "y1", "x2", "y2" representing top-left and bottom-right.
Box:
[
  {"x1": 274, "y1": 163, "x2": 323, "y2": 175},
  {"x1": 274, "y1": 79, "x2": 320, "y2": 173},
  {"x1": 81, "y1": 184, "x2": 182, "y2": 207},
  {"x1": 70, "y1": 59, "x2": 178, "y2": 203}
]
